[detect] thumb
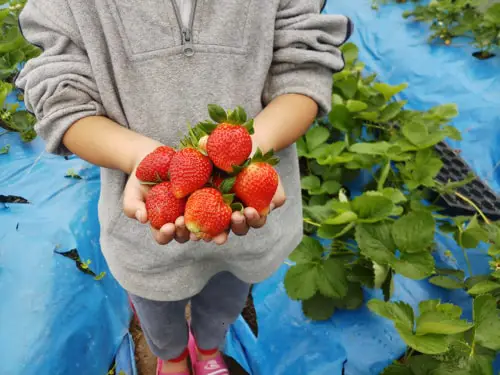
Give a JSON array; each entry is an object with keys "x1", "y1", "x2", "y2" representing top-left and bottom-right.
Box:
[{"x1": 123, "y1": 181, "x2": 149, "y2": 223}]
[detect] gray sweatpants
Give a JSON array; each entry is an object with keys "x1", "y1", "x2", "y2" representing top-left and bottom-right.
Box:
[{"x1": 130, "y1": 272, "x2": 250, "y2": 361}]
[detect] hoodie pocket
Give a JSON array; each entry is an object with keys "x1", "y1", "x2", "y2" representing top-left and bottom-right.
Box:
[
  {"x1": 106, "y1": 0, "x2": 179, "y2": 58},
  {"x1": 195, "y1": 0, "x2": 253, "y2": 53}
]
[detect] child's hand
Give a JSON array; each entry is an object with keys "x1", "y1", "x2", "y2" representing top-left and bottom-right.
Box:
[{"x1": 122, "y1": 163, "x2": 191, "y2": 245}]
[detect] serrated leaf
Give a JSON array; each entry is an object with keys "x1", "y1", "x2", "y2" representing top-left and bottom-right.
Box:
[
  {"x1": 316, "y1": 258, "x2": 348, "y2": 299},
  {"x1": 321, "y1": 180, "x2": 341, "y2": 194},
  {"x1": 443, "y1": 125, "x2": 462, "y2": 141},
  {"x1": 381, "y1": 188, "x2": 407, "y2": 204},
  {"x1": 302, "y1": 294, "x2": 336, "y2": 321},
  {"x1": 289, "y1": 236, "x2": 324, "y2": 263},
  {"x1": 341, "y1": 42, "x2": 359, "y2": 65},
  {"x1": 396, "y1": 325, "x2": 449, "y2": 355},
  {"x1": 305, "y1": 126, "x2": 330, "y2": 151},
  {"x1": 373, "y1": 262, "x2": 390, "y2": 289},
  {"x1": 392, "y1": 211, "x2": 435, "y2": 253},
  {"x1": 323, "y1": 211, "x2": 358, "y2": 225},
  {"x1": 349, "y1": 141, "x2": 391, "y2": 155},
  {"x1": 301, "y1": 175, "x2": 321, "y2": 191},
  {"x1": 373, "y1": 82, "x2": 408, "y2": 101},
  {"x1": 468, "y1": 280, "x2": 500, "y2": 295},
  {"x1": 351, "y1": 195, "x2": 394, "y2": 223},
  {"x1": 367, "y1": 300, "x2": 414, "y2": 331},
  {"x1": 304, "y1": 204, "x2": 334, "y2": 223},
  {"x1": 336, "y1": 76, "x2": 358, "y2": 99},
  {"x1": 402, "y1": 122, "x2": 429, "y2": 146},
  {"x1": 429, "y1": 103, "x2": 458, "y2": 119},
  {"x1": 461, "y1": 216, "x2": 489, "y2": 249},
  {"x1": 415, "y1": 311, "x2": 473, "y2": 335},
  {"x1": 473, "y1": 294, "x2": 500, "y2": 351},
  {"x1": 207, "y1": 104, "x2": 227, "y2": 123},
  {"x1": 284, "y1": 263, "x2": 319, "y2": 300},
  {"x1": 429, "y1": 276, "x2": 464, "y2": 290},
  {"x1": 346, "y1": 99, "x2": 368, "y2": 112},
  {"x1": 392, "y1": 252, "x2": 435, "y2": 280},
  {"x1": 379, "y1": 101, "x2": 406, "y2": 122},
  {"x1": 328, "y1": 104, "x2": 354, "y2": 131},
  {"x1": 356, "y1": 224, "x2": 396, "y2": 265}
]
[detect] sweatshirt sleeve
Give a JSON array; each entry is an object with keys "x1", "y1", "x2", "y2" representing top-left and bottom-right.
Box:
[
  {"x1": 15, "y1": 0, "x2": 105, "y2": 156},
  {"x1": 263, "y1": 0, "x2": 353, "y2": 117}
]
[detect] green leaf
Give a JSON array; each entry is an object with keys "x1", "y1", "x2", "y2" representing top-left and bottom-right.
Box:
[
  {"x1": 332, "y1": 93, "x2": 344, "y2": 106},
  {"x1": 379, "y1": 101, "x2": 406, "y2": 122},
  {"x1": 473, "y1": 294, "x2": 500, "y2": 351},
  {"x1": 355, "y1": 224, "x2": 396, "y2": 264},
  {"x1": 443, "y1": 125, "x2": 462, "y2": 141},
  {"x1": 373, "y1": 262, "x2": 390, "y2": 289},
  {"x1": 234, "y1": 106, "x2": 247, "y2": 123},
  {"x1": 346, "y1": 99, "x2": 368, "y2": 112},
  {"x1": 429, "y1": 276, "x2": 464, "y2": 290},
  {"x1": 367, "y1": 300, "x2": 414, "y2": 331},
  {"x1": 328, "y1": 104, "x2": 354, "y2": 131},
  {"x1": 301, "y1": 175, "x2": 321, "y2": 191},
  {"x1": 207, "y1": 104, "x2": 227, "y2": 123},
  {"x1": 0, "y1": 144, "x2": 9, "y2": 154},
  {"x1": 303, "y1": 204, "x2": 334, "y2": 223},
  {"x1": 373, "y1": 82, "x2": 408, "y2": 101},
  {"x1": 340, "y1": 42, "x2": 359, "y2": 65},
  {"x1": 429, "y1": 103, "x2": 458, "y2": 120},
  {"x1": 468, "y1": 280, "x2": 500, "y2": 296},
  {"x1": 336, "y1": 76, "x2": 358, "y2": 99},
  {"x1": 321, "y1": 180, "x2": 341, "y2": 195},
  {"x1": 380, "y1": 364, "x2": 412, "y2": 375},
  {"x1": 402, "y1": 122, "x2": 429, "y2": 146},
  {"x1": 349, "y1": 141, "x2": 391, "y2": 155},
  {"x1": 392, "y1": 252, "x2": 435, "y2": 280},
  {"x1": 305, "y1": 126, "x2": 330, "y2": 151},
  {"x1": 316, "y1": 258, "x2": 348, "y2": 299},
  {"x1": 284, "y1": 263, "x2": 319, "y2": 300},
  {"x1": 324, "y1": 211, "x2": 358, "y2": 225},
  {"x1": 382, "y1": 270, "x2": 394, "y2": 301},
  {"x1": 332, "y1": 282, "x2": 364, "y2": 310},
  {"x1": 469, "y1": 355, "x2": 495, "y2": 375},
  {"x1": 392, "y1": 211, "x2": 435, "y2": 253},
  {"x1": 397, "y1": 327, "x2": 449, "y2": 354},
  {"x1": 415, "y1": 311, "x2": 473, "y2": 335},
  {"x1": 461, "y1": 216, "x2": 489, "y2": 249},
  {"x1": 318, "y1": 223, "x2": 353, "y2": 239},
  {"x1": 381, "y1": 188, "x2": 407, "y2": 204},
  {"x1": 351, "y1": 195, "x2": 394, "y2": 223},
  {"x1": 289, "y1": 236, "x2": 324, "y2": 263},
  {"x1": 302, "y1": 294, "x2": 336, "y2": 321}
]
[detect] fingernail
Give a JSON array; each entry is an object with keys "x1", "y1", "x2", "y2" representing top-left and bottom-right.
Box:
[
  {"x1": 135, "y1": 210, "x2": 142, "y2": 221},
  {"x1": 270, "y1": 203, "x2": 276, "y2": 211}
]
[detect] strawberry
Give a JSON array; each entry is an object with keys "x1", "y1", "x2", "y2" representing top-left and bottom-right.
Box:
[
  {"x1": 233, "y1": 149, "x2": 280, "y2": 216},
  {"x1": 184, "y1": 188, "x2": 233, "y2": 239},
  {"x1": 169, "y1": 147, "x2": 213, "y2": 199},
  {"x1": 207, "y1": 124, "x2": 252, "y2": 172},
  {"x1": 145, "y1": 182, "x2": 186, "y2": 229},
  {"x1": 195, "y1": 104, "x2": 255, "y2": 173},
  {"x1": 135, "y1": 146, "x2": 176, "y2": 183}
]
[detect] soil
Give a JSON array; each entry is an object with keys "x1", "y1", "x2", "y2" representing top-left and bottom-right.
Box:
[{"x1": 131, "y1": 301, "x2": 251, "y2": 375}]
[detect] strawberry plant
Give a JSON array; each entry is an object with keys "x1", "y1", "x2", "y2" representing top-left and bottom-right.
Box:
[
  {"x1": 286, "y1": 42, "x2": 500, "y2": 371},
  {"x1": 0, "y1": 0, "x2": 40, "y2": 142},
  {"x1": 374, "y1": 0, "x2": 500, "y2": 59}
]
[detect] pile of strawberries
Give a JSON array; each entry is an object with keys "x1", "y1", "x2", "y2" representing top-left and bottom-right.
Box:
[{"x1": 135, "y1": 105, "x2": 280, "y2": 240}]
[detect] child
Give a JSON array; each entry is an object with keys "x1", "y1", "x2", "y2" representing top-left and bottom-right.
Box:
[{"x1": 17, "y1": 0, "x2": 352, "y2": 374}]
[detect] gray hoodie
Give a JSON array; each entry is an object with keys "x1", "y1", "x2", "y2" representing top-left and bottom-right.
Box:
[{"x1": 16, "y1": 0, "x2": 352, "y2": 301}]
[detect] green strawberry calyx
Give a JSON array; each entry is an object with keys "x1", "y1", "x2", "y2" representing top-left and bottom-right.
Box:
[
  {"x1": 230, "y1": 147, "x2": 280, "y2": 175},
  {"x1": 205, "y1": 104, "x2": 254, "y2": 134}
]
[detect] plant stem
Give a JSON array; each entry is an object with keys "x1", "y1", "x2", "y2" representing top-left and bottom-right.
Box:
[
  {"x1": 454, "y1": 191, "x2": 491, "y2": 225},
  {"x1": 457, "y1": 229, "x2": 473, "y2": 277},
  {"x1": 303, "y1": 218, "x2": 321, "y2": 227},
  {"x1": 404, "y1": 348, "x2": 415, "y2": 363},
  {"x1": 377, "y1": 159, "x2": 391, "y2": 191}
]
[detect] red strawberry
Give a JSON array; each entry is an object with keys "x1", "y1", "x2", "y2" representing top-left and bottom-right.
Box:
[
  {"x1": 169, "y1": 147, "x2": 213, "y2": 199},
  {"x1": 211, "y1": 173, "x2": 225, "y2": 190},
  {"x1": 233, "y1": 150, "x2": 280, "y2": 216},
  {"x1": 184, "y1": 188, "x2": 233, "y2": 239},
  {"x1": 145, "y1": 182, "x2": 186, "y2": 229},
  {"x1": 207, "y1": 123, "x2": 252, "y2": 172},
  {"x1": 135, "y1": 146, "x2": 176, "y2": 183}
]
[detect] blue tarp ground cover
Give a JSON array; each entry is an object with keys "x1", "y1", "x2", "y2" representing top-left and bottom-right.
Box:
[
  {"x1": 2, "y1": 0, "x2": 500, "y2": 374},
  {"x1": 0, "y1": 131, "x2": 133, "y2": 375},
  {"x1": 225, "y1": 0, "x2": 500, "y2": 374}
]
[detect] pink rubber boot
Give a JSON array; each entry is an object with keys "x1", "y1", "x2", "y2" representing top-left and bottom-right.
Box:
[{"x1": 188, "y1": 331, "x2": 229, "y2": 375}]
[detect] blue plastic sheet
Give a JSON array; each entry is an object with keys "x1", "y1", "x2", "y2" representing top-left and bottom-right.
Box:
[
  {"x1": 0, "y1": 129, "x2": 133, "y2": 374},
  {"x1": 225, "y1": 0, "x2": 500, "y2": 374}
]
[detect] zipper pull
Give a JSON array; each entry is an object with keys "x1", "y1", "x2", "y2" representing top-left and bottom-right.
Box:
[{"x1": 182, "y1": 28, "x2": 194, "y2": 57}]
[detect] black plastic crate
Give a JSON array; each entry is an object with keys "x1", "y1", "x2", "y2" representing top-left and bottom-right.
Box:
[{"x1": 429, "y1": 141, "x2": 500, "y2": 220}]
